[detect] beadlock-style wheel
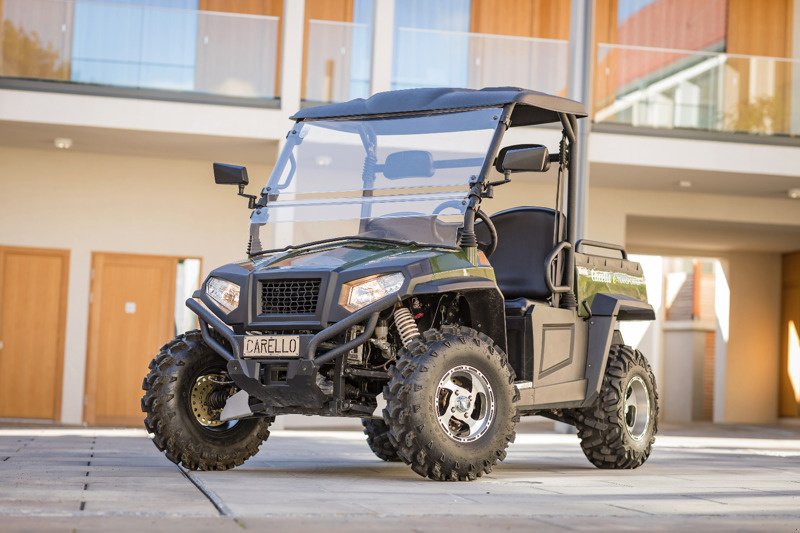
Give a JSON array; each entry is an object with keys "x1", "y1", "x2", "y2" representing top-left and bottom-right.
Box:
[
  {"x1": 142, "y1": 330, "x2": 272, "y2": 471},
  {"x1": 190, "y1": 373, "x2": 235, "y2": 428},
  {"x1": 435, "y1": 365, "x2": 496, "y2": 443},
  {"x1": 624, "y1": 375, "x2": 650, "y2": 441},
  {"x1": 573, "y1": 344, "x2": 658, "y2": 470},
  {"x1": 383, "y1": 326, "x2": 519, "y2": 481}
]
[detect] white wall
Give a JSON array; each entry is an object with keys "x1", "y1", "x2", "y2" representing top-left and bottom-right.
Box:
[
  {"x1": 1, "y1": 140, "x2": 796, "y2": 425},
  {"x1": 0, "y1": 145, "x2": 276, "y2": 423}
]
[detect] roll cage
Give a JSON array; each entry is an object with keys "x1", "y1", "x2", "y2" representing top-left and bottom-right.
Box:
[{"x1": 283, "y1": 86, "x2": 587, "y2": 310}]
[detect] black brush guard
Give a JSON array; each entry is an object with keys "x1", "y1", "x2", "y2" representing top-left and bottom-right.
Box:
[{"x1": 185, "y1": 295, "x2": 398, "y2": 413}]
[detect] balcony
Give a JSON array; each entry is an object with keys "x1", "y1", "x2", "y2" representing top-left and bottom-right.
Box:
[
  {"x1": 304, "y1": 19, "x2": 371, "y2": 104},
  {"x1": 392, "y1": 27, "x2": 568, "y2": 98},
  {"x1": 2, "y1": 1, "x2": 798, "y2": 143},
  {"x1": 0, "y1": 0, "x2": 280, "y2": 103},
  {"x1": 595, "y1": 43, "x2": 800, "y2": 138}
]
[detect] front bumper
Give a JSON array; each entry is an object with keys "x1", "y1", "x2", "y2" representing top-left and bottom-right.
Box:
[{"x1": 186, "y1": 294, "x2": 398, "y2": 413}]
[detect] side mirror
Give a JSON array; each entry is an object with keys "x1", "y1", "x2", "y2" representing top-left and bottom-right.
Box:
[
  {"x1": 213, "y1": 163, "x2": 249, "y2": 186},
  {"x1": 494, "y1": 144, "x2": 551, "y2": 173},
  {"x1": 213, "y1": 162, "x2": 257, "y2": 208}
]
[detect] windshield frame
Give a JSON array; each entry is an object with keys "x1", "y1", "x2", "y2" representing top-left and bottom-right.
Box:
[
  {"x1": 261, "y1": 107, "x2": 507, "y2": 199},
  {"x1": 248, "y1": 104, "x2": 514, "y2": 256}
]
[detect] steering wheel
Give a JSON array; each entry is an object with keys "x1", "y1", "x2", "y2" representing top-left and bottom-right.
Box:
[
  {"x1": 475, "y1": 209, "x2": 497, "y2": 257},
  {"x1": 432, "y1": 202, "x2": 497, "y2": 256}
]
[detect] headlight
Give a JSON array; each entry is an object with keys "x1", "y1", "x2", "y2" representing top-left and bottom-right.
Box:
[
  {"x1": 340, "y1": 272, "x2": 405, "y2": 312},
  {"x1": 206, "y1": 277, "x2": 240, "y2": 314}
]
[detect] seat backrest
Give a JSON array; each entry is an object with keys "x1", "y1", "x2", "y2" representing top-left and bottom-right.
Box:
[{"x1": 476, "y1": 206, "x2": 560, "y2": 300}]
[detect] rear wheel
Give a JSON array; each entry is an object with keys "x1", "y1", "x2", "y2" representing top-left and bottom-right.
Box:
[
  {"x1": 141, "y1": 330, "x2": 271, "y2": 471},
  {"x1": 361, "y1": 418, "x2": 401, "y2": 462},
  {"x1": 384, "y1": 326, "x2": 518, "y2": 481},
  {"x1": 573, "y1": 344, "x2": 658, "y2": 469}
]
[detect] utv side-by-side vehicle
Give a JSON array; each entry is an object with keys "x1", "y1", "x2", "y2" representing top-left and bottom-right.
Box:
[{"x1": 142, "y1": 87, "x2": 658, "y2": 481}]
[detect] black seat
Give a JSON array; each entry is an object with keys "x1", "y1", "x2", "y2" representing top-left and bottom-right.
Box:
[{"x1": 476, "y1": 206, "x2": 561, "y2": 301}]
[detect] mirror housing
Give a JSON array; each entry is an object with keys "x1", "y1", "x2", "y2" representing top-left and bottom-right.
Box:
[
  {"x1": 213, "y1": 162, "x2": 257, "y2": 209},
  {"x1": 494, "y1": 144, "x2": 551, "y2": 173},
  {"x1": 213, "y1": 163, "x2": 249, "y2": 186}
]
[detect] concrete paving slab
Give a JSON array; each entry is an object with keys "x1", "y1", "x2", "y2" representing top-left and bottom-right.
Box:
[{"x1": 0, "y1": 424, "x2": 798, "y2": 531}]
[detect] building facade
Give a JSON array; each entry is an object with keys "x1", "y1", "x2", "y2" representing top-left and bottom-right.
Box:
[{"x1": 0, "y1": 0, "x2": 799, "y2": 427}]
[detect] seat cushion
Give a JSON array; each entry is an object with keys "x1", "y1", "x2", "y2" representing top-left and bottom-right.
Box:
[{"x1": 476, "y1": 206, "x2": 561, "y2": 300}]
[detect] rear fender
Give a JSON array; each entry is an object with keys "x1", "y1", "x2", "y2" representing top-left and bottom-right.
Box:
[{"x1": 581, "y1": 293, "x2": 655, "y2": 407}]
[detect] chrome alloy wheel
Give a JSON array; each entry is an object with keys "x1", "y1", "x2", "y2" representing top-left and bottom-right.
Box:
[
  {"x1": 435, "y1": 365, "x2": 495, "y2": 443},
  {"x1": 624, "y1": 375, "x2": 651, "y2": 441}
]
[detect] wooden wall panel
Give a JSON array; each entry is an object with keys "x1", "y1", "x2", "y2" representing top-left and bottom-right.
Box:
[
  {"x1": 198, "y1": 0, "x2": 283, "y2": 97},
  {"x1": 726, "y1": 0, "x2": 793, "y2": 133},
  {"x1": 198, "y1": 0, "x2": 281, "y2": 16},
  {"x1": 726, "y1": 0, "x2": 791, "y2": 57},
  {"x1": 470, "y1": 0, "x2": 570, "y2": 39},
  {"x1": 780, "y1": 251, "x2": 800, "y2": 417},
  {"x1": 302, "y1": 0, "x2": 354, "y2": 100},
  {"x1": 593, "y1": 0, "x2": 618, "y2": 111}
]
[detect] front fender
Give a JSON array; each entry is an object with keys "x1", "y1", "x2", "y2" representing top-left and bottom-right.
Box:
[{"x1": 411, "y1": 276, "x2": 506, "y2": 352}]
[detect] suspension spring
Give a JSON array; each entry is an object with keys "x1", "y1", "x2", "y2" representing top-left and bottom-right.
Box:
[{"x1": 394, "y1": 307, "x2": 421, "y2": 347}]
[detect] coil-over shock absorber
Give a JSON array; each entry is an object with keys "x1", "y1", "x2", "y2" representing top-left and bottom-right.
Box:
[{"x1": 394, "y1": 307, "x2": 420, "y2": 347}]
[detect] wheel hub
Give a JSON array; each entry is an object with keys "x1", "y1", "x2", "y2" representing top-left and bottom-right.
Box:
[
  {"x1": 435, "y1": 365, "x2": 495, "y2": 443},
  {"x1": 624, "y1": 375, "x2": 651, "y2": 441},
  {"x1": 455, "y1": 395, "x2": 472, "y2": 412},
  {"x1": 190, "y1": 374, "x2": 234, "y2": 427}
]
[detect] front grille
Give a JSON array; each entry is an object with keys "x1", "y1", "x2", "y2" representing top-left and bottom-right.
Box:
[{"x1": 259, "y1": 279, "x2": 321, "y2": 315}]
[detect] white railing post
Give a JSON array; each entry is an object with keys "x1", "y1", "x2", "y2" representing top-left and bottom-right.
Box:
[
  {"x1": 280, "y1": 0, "x2": 305, "y2": 119},
  {"x1": 370, "y1": 0, "x2": 395, "y2": 95}
]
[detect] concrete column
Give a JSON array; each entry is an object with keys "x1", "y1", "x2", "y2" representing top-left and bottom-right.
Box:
[
  {"x1": 280, "y1": 0, "x2": 305, "y2": 118},
  {"x1": 718, "y1": 252, "x2": 782, "y2": 423},
  {"x1": 713, "y1": 259, "x2": 730, "y2": 423},
  {"x1": 370, "y1": 0, "x2": 395, "y2": 95},
  {"x1": 567, "y1": 0, "x2": 595, "y2": 240},
  {"x1": 60, "y1": 249, "x2": 92, "y2": 424}
]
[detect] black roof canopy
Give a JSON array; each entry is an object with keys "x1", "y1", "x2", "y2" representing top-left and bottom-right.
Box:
[{"x1": 291, "y1": 87, "x2": 587, "y2": 127}]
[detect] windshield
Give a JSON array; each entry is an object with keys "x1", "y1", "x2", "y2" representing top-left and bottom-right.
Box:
[{"x1": 249, "y1": 108, "x2": 502, "y2": 254}]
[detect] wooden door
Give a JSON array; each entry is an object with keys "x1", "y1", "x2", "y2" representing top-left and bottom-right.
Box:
[
  {"x1": 0, "y1": 246, "x2": 69, "y2": 420},
  {"x1": 85, "y1": 253, "x2": 178, "y2": 426}
]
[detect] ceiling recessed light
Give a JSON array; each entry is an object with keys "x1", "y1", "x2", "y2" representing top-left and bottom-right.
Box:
[
  {"x1": 54, "y1": 137, "x2": 73, "y2": 150},
  {"x1": 789, "y1": 188, "x2": 800, "y2": 199},
  {"x1": 678, "y1": 180, "x2": 692, "y2": 188}
]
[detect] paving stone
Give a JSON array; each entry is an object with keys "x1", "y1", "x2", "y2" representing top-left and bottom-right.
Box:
[{"x1": 0, "y1": 425, "x2": 798, "y2": 531}]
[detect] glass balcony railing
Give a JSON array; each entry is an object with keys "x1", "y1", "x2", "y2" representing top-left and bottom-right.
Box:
[
  {"x1": 0, "y1": 0, "x2": 280, "y2": 99},
  {"x1": 393, "y1": 27, "x2": 568, "y2": 97},
  {"x1": 595, "y1": 43, "x2": 800, "y2": 137},
  {"x1": 304, "y1": 19, "x2": 371, "y2": 103}
]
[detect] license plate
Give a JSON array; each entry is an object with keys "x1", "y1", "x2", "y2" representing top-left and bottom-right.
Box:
[{"x1": 243, "y1": 335, "x2": 300, "y2": 358}]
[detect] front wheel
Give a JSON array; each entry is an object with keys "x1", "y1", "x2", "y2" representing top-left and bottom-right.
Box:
[
  {"x1": 573, "y1": 344, "x2": 658, "y2": 469},
  {"x1": 141, "y1": 330, "x2": 271, "y2": 470},
  {"x1": 384, "y1": 326, "x2": 519, "y2": 481}
]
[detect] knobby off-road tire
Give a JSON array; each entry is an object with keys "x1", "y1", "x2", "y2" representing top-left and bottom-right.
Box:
[
  {"x1": 573, "y1": 344, "x2": 658, "y2": 469},
  {"x1": 383, "y1": 326, "x2": 519, "y2": 481},
  {"x1": 361, "y1": 418, "x2": 402, "y2": 462},
  {"x1": 141, "y1": 330, "x2": 271, "y2": 471}
]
